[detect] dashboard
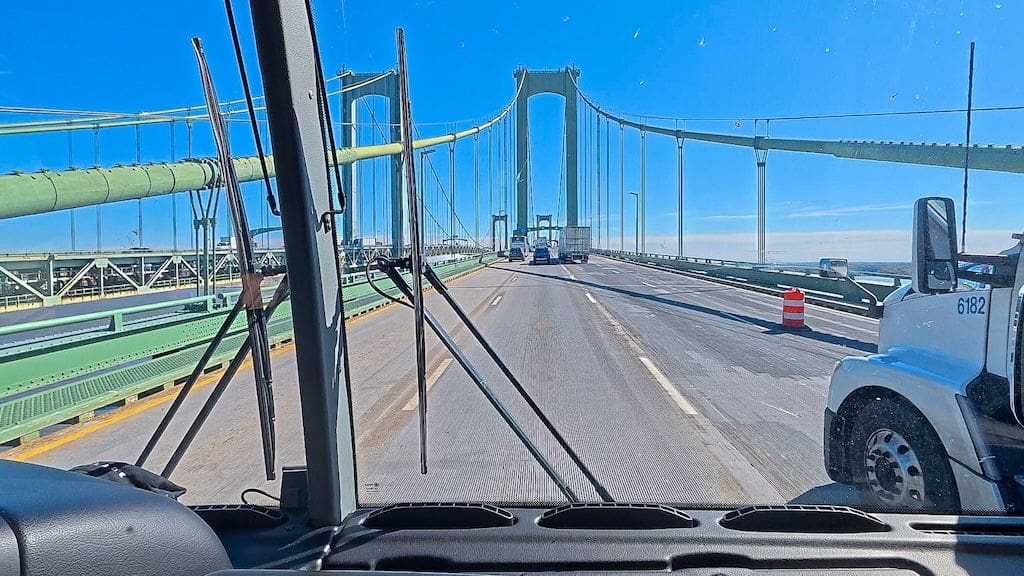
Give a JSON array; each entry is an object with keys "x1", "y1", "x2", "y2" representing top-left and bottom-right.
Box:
[{"x1": 4, "y1": 460, "x2": 1024, "y2": 576}]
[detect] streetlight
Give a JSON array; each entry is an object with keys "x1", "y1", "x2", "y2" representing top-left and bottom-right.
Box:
[{"x1": 629, "y1": 192, "x2": 639, "y2": 254}]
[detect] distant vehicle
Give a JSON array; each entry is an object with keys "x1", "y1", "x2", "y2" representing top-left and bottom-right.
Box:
[
  {"x1": 535, "y1": 238, "x2": 550, "y2": 249},
  {"x1": 532, "y1": 246, "x2": 551, "y2": 264},
  {"x1": 127, "y1": 246, "x2": 153, "y2": 253},
  {"x1": 818, "y1": 258, "x2": 849, "y2": 278},
  {"x1": 510, "y1": 235, "x2": 529, "y2": 253},
  {"x1": 558, "y1": 226, "x2": 591, "y2": 263},
  {"x1": 507, "y1": 246, "x2": 525, "y2": 261},
  {"x1": 353, "y1": 237, "x2": 379, "y2": 249},
  {"x1": 216, "y1": 235, "x2": 237, "y2": 250}
]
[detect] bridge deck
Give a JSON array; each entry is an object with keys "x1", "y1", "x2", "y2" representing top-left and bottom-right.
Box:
[{"x1": 6, "y1": 255, "x2": 878, "y2": 507}]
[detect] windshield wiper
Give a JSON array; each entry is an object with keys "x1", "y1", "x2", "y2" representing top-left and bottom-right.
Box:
[
  {"x1": 193, "y1": 36, "x2": 278, "y2": 480},
  {"x1": 376, "y1": 256, "x2": 613, "y2": 503},
  {"x1": 135, "y1": 37, "x2": 282, "y2": 482},
  {"x1": 385, "y1": 34, "x2": 611, "y2": 503}
]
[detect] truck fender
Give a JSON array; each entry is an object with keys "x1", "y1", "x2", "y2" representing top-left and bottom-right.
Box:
[{"x1": 826, "y1": 351, "x2": 985, "y2": 484}]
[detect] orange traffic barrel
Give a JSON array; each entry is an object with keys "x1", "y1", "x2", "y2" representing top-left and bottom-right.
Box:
[{"x1": 782, "y1": 287, "x2": 806, "y2": 329}]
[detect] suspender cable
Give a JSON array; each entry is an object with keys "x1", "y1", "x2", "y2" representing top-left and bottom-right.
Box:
[
  {"x1": 619, "y1": 122, "x2": 624, "y2": 251},
  {"x1": 224, "y1": 0, "x2": 279, "y2": 217},
  {"x1": 593, "y1": 114, "x2": 598, "y2": 243},
  {"x1": 449, "y1": 138, "x2": 456, "y2": 251},
  {"x1": 677, "y1": 133, "x2": 684, "y2": 258},
  {"x1": 640, "y1": 127, "x2": 646, "y2": 254},
  {"x1": 961, "y1": 41, "x2": 976, "y2": 251}
]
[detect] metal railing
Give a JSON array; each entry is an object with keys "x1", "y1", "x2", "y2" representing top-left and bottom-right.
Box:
[
  {"x1": 0, "y1": 253, "x2": 496, "y2": 446},
  {"x1": 595, "y1": 249, "x2": 905, "y2": 316}
]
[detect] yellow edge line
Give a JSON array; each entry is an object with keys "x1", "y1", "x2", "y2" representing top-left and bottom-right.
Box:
[{"x1": 2, "y1": 263, "x2": 491, "y2": 462}]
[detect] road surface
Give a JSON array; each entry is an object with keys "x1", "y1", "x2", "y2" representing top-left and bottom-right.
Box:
[{"x1": 8, "y1": 255, "x2": 878, "y2": 507}]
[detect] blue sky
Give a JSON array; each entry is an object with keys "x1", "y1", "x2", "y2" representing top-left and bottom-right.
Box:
[{"x1": 1, "y1": 1, "x2": 1023, "y2": 261}]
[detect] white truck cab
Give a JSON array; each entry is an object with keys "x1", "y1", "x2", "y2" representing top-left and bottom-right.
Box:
[{"x1": 825, "y1": 197, "x2": 1024, "y2": 513}]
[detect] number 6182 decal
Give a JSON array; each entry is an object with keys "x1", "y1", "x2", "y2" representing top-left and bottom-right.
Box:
[{"x1": 958, "y1": 295, "x2": 987, "y2": 315}]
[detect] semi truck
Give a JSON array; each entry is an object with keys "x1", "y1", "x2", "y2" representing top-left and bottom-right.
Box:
[
  {"x1": 510, "y1": 234, "x2": 528, "y2": 253},
  {"x1": 825, "y1": 196, "x2": 1024, "y2": 513},
  {"x1": 558, "y1": 225, "x2": 592, "y2": 263}
]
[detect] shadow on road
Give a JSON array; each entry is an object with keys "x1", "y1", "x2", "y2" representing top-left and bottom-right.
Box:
[{"x1": 495, "y1": 263, "x2": 877, "y2": 354}]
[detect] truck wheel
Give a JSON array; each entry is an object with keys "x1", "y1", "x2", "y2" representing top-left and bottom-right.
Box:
[{"x1": 849, "y1": 397, "x2": 960, "y2": 512}]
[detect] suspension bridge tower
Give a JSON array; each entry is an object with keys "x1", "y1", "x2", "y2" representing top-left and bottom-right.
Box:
[
  {"x1": 513, "y1": 67, "x2": 580, "y2": 236},
  {"x1": 340, "y1": 70, "x2": 404, "y2": 252}
]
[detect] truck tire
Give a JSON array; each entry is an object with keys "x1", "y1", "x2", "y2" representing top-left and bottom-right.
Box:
[{"x1": 848, "y1": 397, "x2": 960, "y2": 513}]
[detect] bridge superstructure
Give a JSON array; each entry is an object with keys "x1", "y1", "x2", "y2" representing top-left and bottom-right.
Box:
[{"x1": 2, "y1": 65, "x2": 1024, "y2": 309}]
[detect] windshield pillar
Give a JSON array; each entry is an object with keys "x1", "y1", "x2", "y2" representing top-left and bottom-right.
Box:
[{"x1": 250, "y1": 0, "x2": 358, "y2": 526}]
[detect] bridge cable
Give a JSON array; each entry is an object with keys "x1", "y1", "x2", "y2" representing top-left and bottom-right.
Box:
[
  {"x1": 224, "y1": 0, "x2": 280, "y2": 216},
  {"x1": 618, "y1": 122, "x2": 624, "y2": 251},
  {"x1": 417, "y1": 136, "x2": 485, "y2": 249},
  {"x1": 961, "y1": 42, "x2": 976, "y2": 252},
  {"x1": 302, "y1": 0, "x2": 358, "y2": 462}
]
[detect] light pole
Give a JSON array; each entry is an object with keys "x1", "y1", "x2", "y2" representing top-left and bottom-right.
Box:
[{"x1": 629, "y1": 192, "x2": 639, "y2": 254}]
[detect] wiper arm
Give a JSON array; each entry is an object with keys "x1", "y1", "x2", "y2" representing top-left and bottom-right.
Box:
[
  {"x1": 160, "y1": 276, "x2": 290, "y2": 479},
  {"x1": 420, "y1": 264, "x2": 614, "y2": 502},
  {"x1": 137, "y1": 37, "x2": 282, "y2": 482},
  {"x1": 377, "y1": 257, "x2": 614, "y2": 503},
  {"x1": 136, "y1": 294, "x2": 245, "y2": 468},
  {"x1": 386, "y1": 32, "x2": 608, "y2": 502}
]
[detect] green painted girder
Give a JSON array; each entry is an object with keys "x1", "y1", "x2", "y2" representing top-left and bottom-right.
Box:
[
  {"x1": 0, "y1": 96, "x2": 516, "y2": 220},
  {"x1": 579, "y1": 89, "x2": 1024, "y2": 174}
]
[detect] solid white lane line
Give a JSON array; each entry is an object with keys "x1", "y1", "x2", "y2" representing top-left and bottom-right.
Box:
[
  {"x1": 402, "y1": 358, "x2": 453, "y2": 411},
  {"x1": 585, "y1": 292, "x2": 597, "y2": 304},
  {"x1": 491, "y1": 295, "x2": 502, "y2": 306},
  {"x1": 638, "y1": 357, "x2": 698, "y2": 415}
]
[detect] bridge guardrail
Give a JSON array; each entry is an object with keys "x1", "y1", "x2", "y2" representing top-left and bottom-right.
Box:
[
  {"x1": 594, "y1": 249, "x2": 904, "y2": 316},
  {"x1": 0, "y1": 253, "x2": 496, "y2": 446}
]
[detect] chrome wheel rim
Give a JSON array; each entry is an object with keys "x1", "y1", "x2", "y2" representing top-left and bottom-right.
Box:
[{"x1": 864, "y1": 428, "x2": 927, "y2": 508}]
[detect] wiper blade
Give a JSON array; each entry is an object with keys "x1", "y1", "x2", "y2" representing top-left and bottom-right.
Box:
[
  {"x1": 162, "y1": 36, "x2": 278, "y2": 480},
  {"x1": 385, "y1": 28, "x2": 609, "y2": 504},
  {"x1": 394, "y1": 28, "x2": 430, "y2": 477},
  {"x1": 377, "y1": 257, "x2": 614, "y2": 503},
  {"x1": 420, "y1": 264, "x2": 614, "y2": 502}
]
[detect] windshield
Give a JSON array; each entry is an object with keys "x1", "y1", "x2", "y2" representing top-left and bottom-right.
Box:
[{"x1": 2, "y1": 1, "x2": 1023, "y2": 518}]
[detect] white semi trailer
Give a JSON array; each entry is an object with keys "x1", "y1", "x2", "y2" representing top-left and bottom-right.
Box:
[{"x1": 558, "y1": 226, "x2": 591, "y2": 264}]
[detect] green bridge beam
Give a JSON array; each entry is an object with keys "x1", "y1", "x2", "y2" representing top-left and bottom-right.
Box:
[
  {"x1": 579, "y1": 91, "x2": 1024, "y2": 174},
  {"x1": 0, "y1": 101, "x2": 516, "y2": 221}
]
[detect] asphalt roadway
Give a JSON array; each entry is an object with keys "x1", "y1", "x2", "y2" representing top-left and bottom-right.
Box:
[{"x1": 8, "y1": 255, "x2": 879, "y2": 508}]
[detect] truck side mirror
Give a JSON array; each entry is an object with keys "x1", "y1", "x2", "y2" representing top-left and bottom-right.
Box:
[
  {"x1": 912, "y1": 197, "x2": 958, "y2": 294},
  {"x1": 818, "y1": 258, "x2": 849, "y2": 279}
]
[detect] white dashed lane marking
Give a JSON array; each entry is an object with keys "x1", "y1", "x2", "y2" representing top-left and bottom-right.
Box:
[{"x1": 638, "y1": 357, "x2": 699, "y2": 416}]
